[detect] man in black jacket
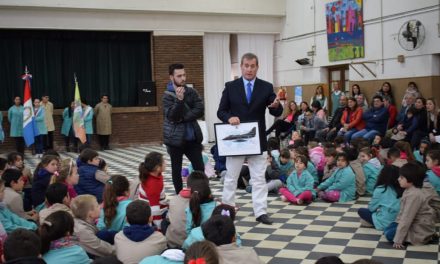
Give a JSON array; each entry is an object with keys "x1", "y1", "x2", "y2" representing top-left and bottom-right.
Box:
[
  {"x1": 217, "y1": 53, "x2": 283, "y2": 225},
  {"x1": 316, "y1": 95, "x2": 347, "y2": 142},
  {"x1": 163, "y1": 63, "x2": 205, "y2": 194}
]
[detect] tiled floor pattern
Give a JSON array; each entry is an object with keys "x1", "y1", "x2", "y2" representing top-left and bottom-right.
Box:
[{"x1": 21, "y1": 145, "x2": 440, "y2": 264}]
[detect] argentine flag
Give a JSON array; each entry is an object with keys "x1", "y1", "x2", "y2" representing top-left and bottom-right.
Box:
[{"x1": 22, "y1": 68, "x2": 38, "y2": 147}]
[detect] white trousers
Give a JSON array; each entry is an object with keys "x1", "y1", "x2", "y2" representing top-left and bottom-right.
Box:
[{"x1": 223, "y1": 153, "x2": 268, "y2": 218}]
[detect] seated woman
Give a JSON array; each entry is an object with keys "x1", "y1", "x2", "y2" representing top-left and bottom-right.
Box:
[{"x1": 266, "y1": 100, "x2": 299, "y2": 138}]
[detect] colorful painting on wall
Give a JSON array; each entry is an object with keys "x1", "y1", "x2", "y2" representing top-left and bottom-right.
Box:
[{"x1": 326, "y1": 0, "x2": 364, "y2": 61}]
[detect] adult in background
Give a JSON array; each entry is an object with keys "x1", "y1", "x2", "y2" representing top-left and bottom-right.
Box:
[
  {"x1": 163, "y1": 63, "x2": 205, "y2": 194},
  {"x1": 310, "y1": 85, "x2": 328, "y2": 112},
  {"x1": 265, "y1": 100, "x2": 298, "y2": 138},
  {"x1": 8, "y1": 96, "x2": 24, "y2": 154},
  {"x1": 217, "y1": 52, "x2": 283, "y2": 225},
  {"x1": 61, "y1": 102, "x2": 77, "y2": 152},
  {"x1": 330, "y1": 82, "x2": 345, "y2": 117},
  {"x1": 33, "y1": 98, "x2": 47, "y2": 158},
  {"x1": 316, "y1": 95, "x2": 346, "y2": 142},
  {"x1": 351, "y1": 95, "x2": 389, "y2": 143},
  {"x1": 0, "y1": 110, "x2": 4, "y2": 144},
  {"x1": 41, "y1": 95, "x2": 55, "y2": 150},
  {"x1": 81, "y1": 99, "x2": 94, "y2": 146},
  {"x1": 375, "y1": 82, "x2": 394, "y2": 105},
  {"x1": 95, "y1": 95, "x2": 113, "y2": 150}
]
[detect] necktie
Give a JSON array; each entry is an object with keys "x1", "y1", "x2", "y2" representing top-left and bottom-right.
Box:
[{"x1": 246, "y1": 82, "x2": 252, "y2": 104}]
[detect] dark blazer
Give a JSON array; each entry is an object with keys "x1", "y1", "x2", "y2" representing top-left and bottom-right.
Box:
[{"x1": 217, "y1": 77, "x2": 283, "y2": 152}]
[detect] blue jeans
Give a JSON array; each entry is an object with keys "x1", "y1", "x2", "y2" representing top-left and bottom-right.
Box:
[
  {"x1": 351, "y1": 129, "x2": 380, "y2": 143},
  {"x1": 357, "y1": 208, "x2": 374, "y2": 226},
  {"x1": 338, "y1": 128, "x2": 358, "y2": 144},
  {"x1": 384, "y1": 222, "x2": 398, "y2": 242}
]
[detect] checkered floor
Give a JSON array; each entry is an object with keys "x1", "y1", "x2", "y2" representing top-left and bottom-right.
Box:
[{"x1": 21, "y1": 145, "x2": 440, "y2": 264}]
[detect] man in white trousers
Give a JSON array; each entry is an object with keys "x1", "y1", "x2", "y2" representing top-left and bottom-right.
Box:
[{"x1": 217, "y1": 53, "x2": 283, "y2": 225}]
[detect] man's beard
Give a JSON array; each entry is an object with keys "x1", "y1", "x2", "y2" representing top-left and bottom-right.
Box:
[{"x1": 173, "y1": 78, "x2": 185, "y2": 87}]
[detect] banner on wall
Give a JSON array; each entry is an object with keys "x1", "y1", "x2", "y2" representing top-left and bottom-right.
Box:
[
  {"x1": 326, "y1": 0, "x2": 364, "y2": 61},
  {"x1": 294, "y1": 86, "x2": 302, "y2": 105}
]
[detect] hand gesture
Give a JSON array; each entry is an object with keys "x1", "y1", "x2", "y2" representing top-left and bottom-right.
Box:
[
  {"x1": 176, "y1": 86, "x2": 185, "y2": 100},
  {"x1": 268, "y1": 98, "x2": 280, "y2": 109},
  {"x1": 228, "y1": 117, "x2": 240, "y2": 125}
]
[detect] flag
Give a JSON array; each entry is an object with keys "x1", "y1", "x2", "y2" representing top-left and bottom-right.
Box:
[
  {"x1": 73, "y1": 75, "x2": 86, "y2": 143},
  {"x1": 22, "y1": 67, "x2": 37, "y2": 147}
]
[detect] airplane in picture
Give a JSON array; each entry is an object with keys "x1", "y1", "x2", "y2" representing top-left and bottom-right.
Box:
[{"x1": 222, "y1": 127, "x2": 257, "y2": 142}]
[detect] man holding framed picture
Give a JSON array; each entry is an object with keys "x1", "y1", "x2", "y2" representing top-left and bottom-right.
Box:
[{"x1": 217, "y1": 53, "x2": 283, "y2": 225}]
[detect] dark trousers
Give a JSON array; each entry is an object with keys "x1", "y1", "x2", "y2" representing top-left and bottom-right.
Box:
[
  {"x1": 384, "y1": 222, "x2": 398, "y2": 242},
  {"x1": 46, "y1": 131, "x2": 54, "y2": 150},
  {"x1": 167, "y1": 141, "x2": 204, "y2": 194},
  {"x1": 98, "y1": 135, "x2": 110, "y2": 149},
  {"x1": 357, "y1": 208, "x2": 374, "y2": 226},
  {"x1": 266, "y1": 120, "x2": 292, "y2": 137},
  {"x1": 35, "y1": 135, "x2": 45, "y2": 154},
  {"x1": 14, "y1": 137, "x2": 25, "y2": 155}
]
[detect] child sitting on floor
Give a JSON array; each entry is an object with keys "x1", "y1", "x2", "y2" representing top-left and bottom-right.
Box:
[
  {"x1": 53, "y1": 158, "x2": 79, "y2": 200},
  {"x1": 414, "y1": 140, "x2": 430, "y2": 163},
  {"x1": 387, "y1": 147, "x2": 407, "y2": 168},
  {"x1": 71, "y1": 194, "x2": 114, "y2": 258},
  {"x1": 316, "y1": 152, "x2": 356, "y2": 203},
  {"x1": 97, "y1": 175, "x2": 132, "y2": 241},
  {"x1": 166, "y1": 171, "x2": 208, "y2": 248},
  {"x1": 138, "y1": 152, "x2": 169, "y2": 229},
  {"x1": 2, "y1": 169, "x2": 38, "y2": 221},
  {"x1": 40, "y1": 211, "x2": 90, "y2": 264},
  {"x1": 279, "y1": 155, "x2": 315, "y2": 205},
  {"x1": 384, "y1": 162, "x2": 438, "y2": 248},
  {"x1": 186, "y1": 173, "x2": 216, "y2": 236},
  {"x1": 39, "y1": 183, "x2": 73, "y2": 223},
  {"x1": 183, "y1": 204, "x2": 241, "y2": 250},
  {"x1": 358, "y1": 147, "x2": 382, "y2": 195},
  {"x1": 425, "y1": 150, "x2": 440, "y2": 195},
  {"x1": 0, "y1": 179, "x2": 37, "y2": 233},
  {"x1": 32, "y1": 155, "x2": 59, "y2": 209},
  {"x1": 114, "y1": 200, "x2": 167, "y2": 264},
  {"x1": 323, "y1": 148, "x2": 338, "y2": 181},
  {"x1": 202, "y1": 215, "x2": 262, "y2": 264},
  {"x1": 2, "y1": 229, "x2": 43, "y2": 263},
  {"x1": 357, "y1": 165, "x2": 403, "y2": 230}
]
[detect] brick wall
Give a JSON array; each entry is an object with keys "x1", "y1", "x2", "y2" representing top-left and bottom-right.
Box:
[{"x1": 0, "y1": 35, "x2": 204, "y2": 154}]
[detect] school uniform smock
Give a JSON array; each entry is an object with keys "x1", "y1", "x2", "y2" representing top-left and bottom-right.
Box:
[
  {"x1": 286, "y1": 170, "x2": 316, "y2": 198},
  {"x1": 0, "y1": 203, "x2": 37, "y2": 233},
  {"x1": 426, "y1": 168, "x2": 440, "y2": 196},
  {"x1": 185, "y1": 200, "x2": 216, "y2": 235},
  {"x1": 97, "y1": 198, "x2": 132, "y2": 232},
  {"x1": 318, "y1": 166, "x2": 356, "y2": 202},
  {"x1": 7, "y1": 105, "x2": 24, "y2": 137},
  {"x1": 306, "y1": 161, "x2": 319, "y2": 185},
  {"x1": 83, "y1": 106, "x2": 94, "y2": 134},
  {"x1": 34, "y1": 107, "x2": 47, "y2": 135},
  {"x1": 368, "y1": 186, "x2": 400, "y2": 230},
  {"x1": 182, "y1": 226, "x2": 242, "y2": 250},
  {"x1": 363, "y1": 158, "x2": 382, "y2": 194},
  {"x1": 43, "y1": 243, "x2": 90, "y2": 264},
  {"x1": 61, "y1": 107, "x2": 73, "y2": 137}
]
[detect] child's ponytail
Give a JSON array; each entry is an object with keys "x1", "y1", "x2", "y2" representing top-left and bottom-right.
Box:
[
  {"x1": 103, "y1": 175, "x2": 129, "y2": 228},
  {"x1": 189, "y1": 177, "x2": 212, "y2": 228}
]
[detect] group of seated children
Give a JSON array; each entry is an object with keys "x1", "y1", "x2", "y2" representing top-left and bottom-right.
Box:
[{"x1": 0, "y1": 147, "x2": 263, "y2": 264}]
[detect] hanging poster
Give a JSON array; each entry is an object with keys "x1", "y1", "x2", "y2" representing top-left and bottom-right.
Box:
[{"x1": 326, "y1": 0, "x2": 364, "y2": 61}]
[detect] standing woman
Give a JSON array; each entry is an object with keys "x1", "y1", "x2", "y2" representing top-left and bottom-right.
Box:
[
  {"x1": 8, "y1": 96, "x2": 24, "y2": 154},
  {"x1": 94, "y1": 95, "x2": 112, "y2": 151},
  {"x1": 375, "y1": 82, "x2": 394, "y2": 105},
  {"x1": 61, "y1": 102, "x2": 77, "y2": 152},
  {"x1": 310, "y1": 86, "x2": 328, "y2": 112},
  {"x1": 426, "y1": 98, "x2": 440, "y2": 144},
  {"x1": 266, "y1": 100, "x2": 299, "y2": 137},
  {"x1": 351, "y1": 84, "x2": 368, "y2": 107},
  {"x1": 81, "y1": 100, "x2": 94, "y2": 146},
  {"x1": 33, "y1": 98, "x2": 48, "y2": 158},
  {"x1": 330, "y1": 82, "x2": 345, "y2": 116}
]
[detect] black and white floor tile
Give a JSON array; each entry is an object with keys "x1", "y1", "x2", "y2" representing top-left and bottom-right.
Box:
[{"x1": 21, "y1": 145, "x2": 440, "y2": 264}]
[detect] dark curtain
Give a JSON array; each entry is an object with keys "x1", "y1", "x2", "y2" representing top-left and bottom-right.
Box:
[{"x1": 0, "y1": 30, "x2": 152, "y2": 110}]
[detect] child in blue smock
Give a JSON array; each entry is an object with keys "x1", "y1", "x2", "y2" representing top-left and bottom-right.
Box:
[
  {"x1": 41, "y1": 211, "x2": 90, "y2": 264},
  {"x1": 0, "y1": 179, "x2": 37, "y2": 233},
  {"x1": 185, "y1": 173, "x2": 216, "y2": 236},
  {"x1": 317, "y1": 152, "x2": 356, "y2": 202},
  {"x1": 413, "y1": 140, "x2": 429, "y2": 163},
  {"x1": 183, "y1": 204, "x2": 241, "y2": 250},
  {"x1": 279, "y1": 155, "x2": 316, "y2": 205},
  {"x1": 359, "y1": 147, "x2": 382, "y2": 194},
  {"x1": 97, "y1": 175, "x2": 132, "y2": 243},
  {"x1": 357, "y1": 165, "x2": 403, "y2": 230},
  {"x1": 425, "y1": 150, "x2": 440, "y2": 195},
  {"x1": 289, "y1": 146, "x2": 319, "y2": 185}
]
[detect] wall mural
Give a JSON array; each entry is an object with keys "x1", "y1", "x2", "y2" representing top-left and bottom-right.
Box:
[{"x1": 326, "y1": 0, "x2": 364, "y2": 61}]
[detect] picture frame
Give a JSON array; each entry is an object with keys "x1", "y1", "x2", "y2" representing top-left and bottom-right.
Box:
[{"x1": 214, "y1": 121, "x2": 262, "y2": 157}]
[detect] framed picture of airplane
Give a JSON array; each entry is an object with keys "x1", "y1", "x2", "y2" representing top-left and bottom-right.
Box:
[{"x1": 214, "y1": 121, "x2": 262, "y2": 157}]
